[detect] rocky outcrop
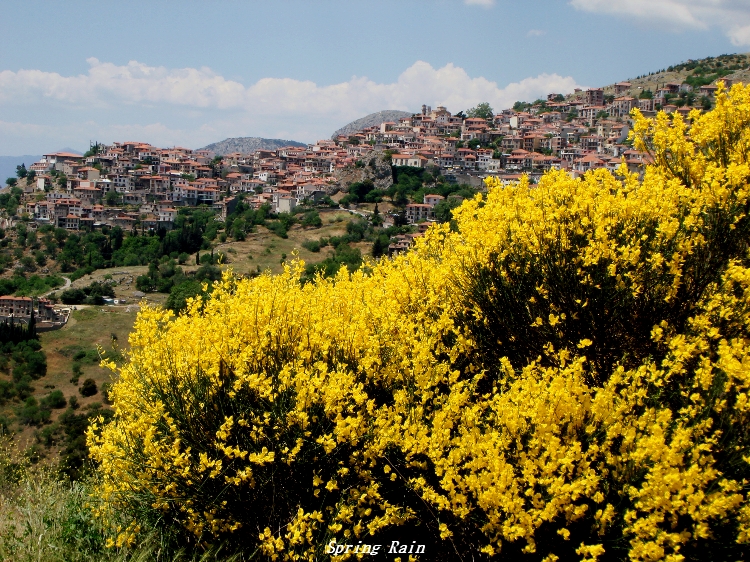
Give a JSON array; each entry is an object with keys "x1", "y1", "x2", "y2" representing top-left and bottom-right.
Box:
[
  {"x1": 199, "y1": 137, "x2": 306, "y2": 155},
  {"x1": 331, "y1": 110, "x2": 412, "y2": 140},
  {"x1": 333, "y1": 150, "x2": 393, "y2": 192}
]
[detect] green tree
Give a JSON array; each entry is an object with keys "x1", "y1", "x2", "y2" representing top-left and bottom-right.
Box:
[
  {"x1": 392, "y1": 190, "x2": 409, "y2": 207},
  {"x1": 40, "y1": 389, "x2": 66, "y2": 409},
  {"x1": 15, "y1": 164, "x2": 27, "y2": 179},
  {"x1": 79, "y1": 378, "x2": 97, "y2": 397},
  {"x1": 301, "y1": 210, "x2": 322, "y2": 228},
  {"x1": 16, "y1": 396, "x2": 50, "y2": 425},
  {"x1": 20, "y1": 256, "x2": 36, "y2": 272},
  {"x1": 165, "y1": 280, "x2": 208, "y2": 313},
  {"x1": 371, "y1": 234, "x2": 390, "y2": 258},
  {"x1": 466, "y1": 102, "x2": 494, "y2": 121},
  {"x1": 104, "y1": 191, "x2": 121, "y2": 206},
  {"x1": 209, "y1": 155, "x2": 224, "y2": 178},
  {"x1": 433, "y1": 197, "x2": 463, "y2": 223},
  {"x1": 83, "y1": 142, "x2": 102, "y2": 158}
]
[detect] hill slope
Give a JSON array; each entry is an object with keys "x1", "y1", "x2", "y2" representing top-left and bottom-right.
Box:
[
  {"x1": 199, "y1": 137, "x2": 306, "y2": 155},
  {"x1": 598, "y1": 52, "x2": 750, "y2": 98},
  {"x1": 331, "y1": 110, "x2": 413, "y2": 140}
]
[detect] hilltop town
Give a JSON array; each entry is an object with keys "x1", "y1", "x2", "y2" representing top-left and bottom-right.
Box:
[{"x1": 7, "y1": 70, "x2": 734, "y2": 239}]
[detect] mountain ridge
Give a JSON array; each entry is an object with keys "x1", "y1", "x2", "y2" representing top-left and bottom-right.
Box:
[
  {"x1": 330, "y1": 110, "x2": 413, "y2": 140},
  {"x1": 198, "y1": 137, "x2": 306, "y2": 155}
]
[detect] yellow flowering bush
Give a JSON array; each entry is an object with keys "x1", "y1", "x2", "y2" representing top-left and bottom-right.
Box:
[{"x1": 89, "y1": 84, "x2": 750, "y2": 561}]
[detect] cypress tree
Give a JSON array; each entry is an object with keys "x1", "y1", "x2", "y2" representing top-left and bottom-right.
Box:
[{"x1": 28, "y1": 303, "x2": 36, "y2": 340}]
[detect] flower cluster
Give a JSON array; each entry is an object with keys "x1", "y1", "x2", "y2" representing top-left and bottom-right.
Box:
[{"x1": 89, "y1": 84, "x2": 750, "y2": 560}]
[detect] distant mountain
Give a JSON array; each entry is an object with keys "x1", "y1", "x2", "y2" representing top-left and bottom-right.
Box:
[
  {"x1": 56, "y1": 147, "x2": 83, "y2": 155},
  {"x1": 0, "y1": 155, "x2": 42, "y2": 184},
  {"x1": 331, "y1": 110, "x2": 413, "y2": 140},
  {"x1": 198, "y1": 137, "x2": 306, "y2": 155}
]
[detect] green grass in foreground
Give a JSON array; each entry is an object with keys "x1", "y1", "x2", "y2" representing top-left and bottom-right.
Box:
[{"x1": 0, "y1": 440, "x2": 243, "y2": 561}]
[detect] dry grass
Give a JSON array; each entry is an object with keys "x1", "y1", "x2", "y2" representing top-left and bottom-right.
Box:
[
  {"x1": 0, "y1": 307, "x2": 139, "y2": 448},
  {"x1": 39, "y1": 307, "x2": 138, "y2": 399},
  {"x1": 0, "y1": 468, "x2": 241, "y2": 561},
  {"x1": 0, "y1": 436, "x2": 242, "y2": 561},
  {"x1": 214, "y1": 210, "x2": 363, "y2": 276}
]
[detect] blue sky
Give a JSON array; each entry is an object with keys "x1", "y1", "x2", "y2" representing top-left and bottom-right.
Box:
[{"x1": 1, "y1": 0, "x2": 748, "y2": 154}]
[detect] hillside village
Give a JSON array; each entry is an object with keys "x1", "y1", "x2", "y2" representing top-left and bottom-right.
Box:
[{"x1": 5, "y1": 65, "x2": 739, "y2": 241}]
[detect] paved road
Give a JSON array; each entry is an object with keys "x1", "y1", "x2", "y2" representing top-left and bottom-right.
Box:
[{"x1": 344, "y1": 209, "x2": 372, "y2": 218}]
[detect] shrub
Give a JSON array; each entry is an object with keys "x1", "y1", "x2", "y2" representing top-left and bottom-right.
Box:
[
  {"x1": 338, "y1": 193, "x2": 358, "y2": 207},
  {"x1": 265, "y1": 220, "x2": 289, "y2": 238},
  {"x1": 90, "y1": 85, "x2": 750, "y2": 560},
  {"x1": 0, "y1": 379, "x2": 15, "y2": 403},
  {"x1": 68, "y1": 266, "x2": 95, "y2": 282},
  {"x1": 71, "y1": 362, "x2": 82, "y2": 384},
  {"x1": 40, "y1": 390, "x2": 66, "y2": 409},
  {"x1": 16, "y1": 396, "x2": 50, "y2": 425},
  {"x1": 301, "y1": 210, "x2": 322, "y2": 228},
  {"x1": 302, "y1": 242, "x2": 362, "y2": 281},
  {"x1": 60, "y1": 282, "x2": 114, "y2": 305},
  {"x1": 199, "y1": 253, "x2": 217, "y2": 265},
  {"x1": 79, "y1": 379, "x2": 97, "y2": 397},
  {"x1": 60, "y1": 288, "x2": 87, "y2": 305},
  {"x1": 135, "y1": 275, "x2": 155, "y2": 293},
  {"x1": 11, "y1": 341, "x2": 46, "y2": 381},
  {"x1": 301, "y1": 240, "x2": 321, "y2": 253},
  {"x1": 165, "y1": 281, "x2": 208, "y2": 314},
  {"x1": 13, "y1": 375, "x2": 33, "y2": 400}
]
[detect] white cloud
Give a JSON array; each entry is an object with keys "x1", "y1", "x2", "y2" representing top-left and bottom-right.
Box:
[
  {"x1": 464, "y1": 0, "x2": 495, "y2": 6},
  {"x1": 0, "y1": 59, "x2": 581, "y2": 116},
  {"x1": 727, "y1": 24, "x2": 750, "y2": 45},
  {"x1": 0, "y1": 58, "x2": 247, "y2": 108},
  {"x1": 0, "y1": 59, "x2": 582, "y2": 152},
  {"x1": 570, "y1": 0, "x2": 750, "y2": 44},
  {"x1": 527, "y1": 29, "x2": 547, "y2": 37}
]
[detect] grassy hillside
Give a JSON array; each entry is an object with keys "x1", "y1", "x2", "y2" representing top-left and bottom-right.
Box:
[{"x1": 599, "y1": 52, "x2": 750, "y2": 97}]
